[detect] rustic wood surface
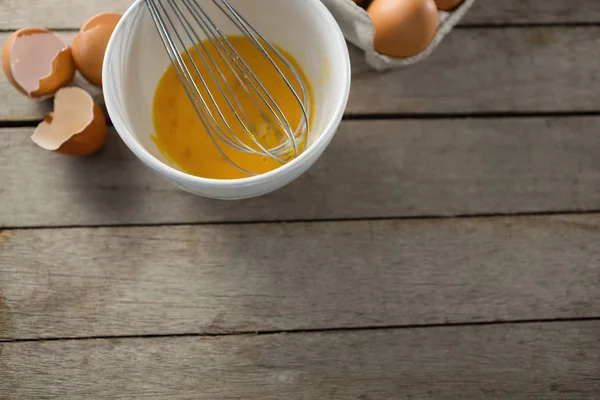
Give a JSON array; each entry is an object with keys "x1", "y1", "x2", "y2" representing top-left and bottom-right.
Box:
[
  {"x1": 1, "y1": 215, "x2": 599, "y2": 339},
  {"x1": 4, "y1": 117, "x2": 600, "y2": 227},
  {"x1": 1, "y1": 0, "x2": 599, "y2": 398},
  {"x1": 1, "y1": 0, "x2": 599, "y2": 29},
  {"x1": 3, "y1": 27, "x2": 600, "y2": 121},
  {"x1": 2, "y1": 321, "x2": 599, "y2": 399},
  {"x1": 462, "y1": 0, "x2": 600, "y2": 25}
]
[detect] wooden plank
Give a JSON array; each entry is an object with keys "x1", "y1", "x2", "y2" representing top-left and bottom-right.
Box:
[
  {"x1": 3, "y1": 117, "x2": 600, "y2": 228},
  {"x1": 1, "y1": 321, "x2": 599, "y2": 399},
  {"x1": 1, "y1": 0, "x2": 599, "y2": 29},
  {"x1": 3, "y1": 27, "x2": 600, "y2": 121},
  {"x1": 1, "y1": 215, "x2": 599, "y2": 339},
  {"x1": 0, "y1": 1, "x2": 131, "y2": 30},
  {"x1": 347, "y1": 26, "x2": 600, "y2": 115},
  {"x1": 463, "y1": 0, "x2": 600, "y2": 25}
]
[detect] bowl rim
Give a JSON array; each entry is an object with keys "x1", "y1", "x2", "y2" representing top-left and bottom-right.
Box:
[{"x1": 102, "y1": 0, "x2": 351, "y2": 189}]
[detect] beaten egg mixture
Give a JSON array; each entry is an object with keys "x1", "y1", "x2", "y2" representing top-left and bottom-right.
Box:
[{"x1": 152, "y1": 36, "x2": 314, "y2": 180}]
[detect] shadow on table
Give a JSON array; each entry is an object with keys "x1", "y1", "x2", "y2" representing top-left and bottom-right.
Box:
[{"x1": 61, "y1": 121, "x2": 407, "y2": 226}]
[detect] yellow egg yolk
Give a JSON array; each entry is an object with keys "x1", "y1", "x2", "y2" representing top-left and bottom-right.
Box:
[{"x1": 152, "y1": 35, "x2": 314, "y2": 180}]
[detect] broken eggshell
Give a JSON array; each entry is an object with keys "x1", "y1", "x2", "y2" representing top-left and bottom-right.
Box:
[
  {"x1": 71, "y1": 12, "x2": 122, "y2": 88},
  {"x1": 1, "y1": 28, "x2": 75, "y2": 100},
  {"x1": 31, "y1": 86, "x2": 107, "y2": 156}
]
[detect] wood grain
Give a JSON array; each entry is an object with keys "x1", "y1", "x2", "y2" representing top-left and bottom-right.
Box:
[
  {"x1": 1, "y1": 0, "x2": 599, "y2": 29},
  {"x1": 0, "y1": 0, "x2": 129, "y2": 29},
  {"x1": 1, "y1": 214, "x2": 599, "y2": 339},
  {"x1": 1, "y1": 321, "x2": 599, "y2": 399},
  {"x1": 3, "y1": 27, "x2": 600, "y2": 121},
  {"x1": 347, "y1": 27, "x2": 600, "y2": 115},
  {"x1": 463, "y1": 0, "x2": 600, "y2": 25},
  {"x1": 4, "y1": 117, "x2": 600, "y2": 228}
]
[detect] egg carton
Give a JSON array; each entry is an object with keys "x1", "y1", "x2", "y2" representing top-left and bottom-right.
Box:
[{"x1": 320, "y1": 0, "x2": 477, "y2": 71}]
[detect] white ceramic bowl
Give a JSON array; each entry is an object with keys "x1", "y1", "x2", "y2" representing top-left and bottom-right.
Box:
[{"x1": 103, "y1": 0, "x2": 351, "y2": 200}]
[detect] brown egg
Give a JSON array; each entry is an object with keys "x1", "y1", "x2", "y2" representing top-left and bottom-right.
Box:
[
  {"x1": 71, "y1": 12, "x2": 122, "y2": 88},
  {"x1": 1, "y1": 28, "x2": 75, "y2": 99},
  {"x1": 435, "y1": 0, "x2": 463, "y2": 11},
  {"x1": 368, "y1": 0, "x2": 439, "y2": 58},
  {"x1": 31, "y1": 87, "x2": 107, "y2": 156}
]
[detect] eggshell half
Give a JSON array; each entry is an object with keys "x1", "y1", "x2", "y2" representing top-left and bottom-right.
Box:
[
  {"x1": 72, "y1": 12, "x2": 122, "y2": 88},
  {"x1": 31, "y1": 87, "x2": 107, "y2": 156},
  {"x1": 1, "y1": 28, "x2": 75, "y2": 99},
  {"x1": 368, "y1": 0, "x2": 439, "y2": 58}
]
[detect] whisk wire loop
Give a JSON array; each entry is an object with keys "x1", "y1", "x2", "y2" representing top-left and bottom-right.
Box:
[
  {"x1": 157, "y1": 0, "x2": 256, "y2": 154},
  {"x1": 145, "y1": 0, "x2": 311, "y2": 176},
  {"x1": 147, "y1": 0, "x2": 255, "y2": 176},
  {"x1": 178, "y1": 0, "x2": 290, "y2": 162},
  {"x1": 217, "y1": 1, "x2": 310, "y2": 146}
]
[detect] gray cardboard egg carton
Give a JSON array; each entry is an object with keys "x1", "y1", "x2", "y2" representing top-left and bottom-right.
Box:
[{"x1": 320, "y1": 0, "x2": 477, "y2": 71}]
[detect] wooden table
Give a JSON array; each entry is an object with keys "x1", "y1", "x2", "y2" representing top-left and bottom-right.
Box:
[{"x1": 1, "y1": 1, "x2": 600, "y2": 398}]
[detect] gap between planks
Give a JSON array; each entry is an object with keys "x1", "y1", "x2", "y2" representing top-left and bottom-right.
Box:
[
  {"x1": 2, "y1": 210, "x2": 600, "y2": 232},
  {"x1": 8, "y1": 24, "x2": 600, "y2": 33},
  {"x1": 7, "y1": 110, "x2": 600, "y2": 129},
  {"x1": 3, "y1": 316, "x2": 600, "y2": 344},
  {"x1": 4, "y1": 23, "x2": 600, "y2": 34}
]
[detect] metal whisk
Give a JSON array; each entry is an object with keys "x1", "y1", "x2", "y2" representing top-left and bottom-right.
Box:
[{"x1": 145, "y1": 0, "x2": 311, "y2": 176}]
